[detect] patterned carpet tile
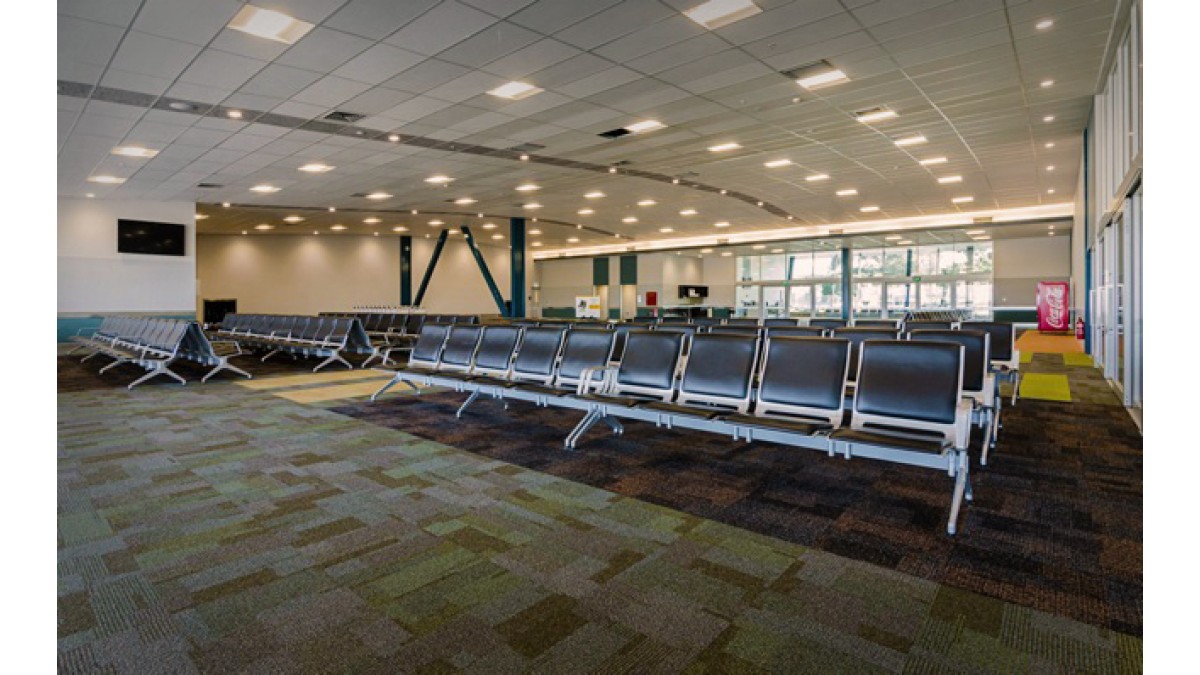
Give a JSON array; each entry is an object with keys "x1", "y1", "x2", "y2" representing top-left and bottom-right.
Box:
[{"x1": 58, "y1": 378, "x2": 1141, "y2": 673}]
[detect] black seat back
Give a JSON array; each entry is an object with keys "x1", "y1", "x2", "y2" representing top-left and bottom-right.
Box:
[
  {"x1": 856, "y1": 340, "x2": 962, "y2": 425},
  {"x1": 767, "y1": 326, "x2": 825, "y2": 338},
  {"x1": 809, "y1": 318, "x2": 847, "y2": 329},
  {"x1": 511, "y1": 327, "x2": 565, "y2": 380},
  {"x1": 616, "y1": 331, "x2": 684, "y2": 391},
  {"x1": 678, "y1": 334, "x2": 758, "y2": 406},
  {"x1": 908, "y1": 329, "x2": 990, "y2": 393},
  {"x1": 403, "y1": 314, "x2": 425, "y2": 335},
  {"x1": 692, "y1": 318, "x2": 723, "y2": 328},
  {"x1": 907, "y1": 320, "x2": 954, "y2": 331},
  {"x1": 963, "y1": 321, "x2": 1014, "y2": 362},
  {"x1": 410, "y1": 324, "x2": 450, "y2": 366},
  {"x1": 759, "y1": 337, "x2": 850, "y2": 412},
  {"x1": 557, "y1": 330, "x2": 616, "y2": 384},
  {"x1": 709, "y1": 326, "x2": 761, "y2": 338},
  {"x1": 440, "y1": 325, "x2": 483, "y2": 368},
  {"x1": 854, "y1": 319, "x2": 901, "y2": 329},
  {"x1": 610, "y1": 324, "x2": 638, "y2": 362},
  {"x1": 724, "y1": 318, "x2": 759, "y2": 327},
  {"x1": 472, "y1": 326, "x2": 521, "y2": 373},
  {"x1": 762, "y1": 318, "x2": 798, "y2": 327},
  {"x1": 832, "y1": 327, "x2": 901, "y2": 380}
]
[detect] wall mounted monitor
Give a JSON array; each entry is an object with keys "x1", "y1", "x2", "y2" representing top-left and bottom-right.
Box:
[{"x1": 117, "y1": 219, "x2": 185, "y2": 256}]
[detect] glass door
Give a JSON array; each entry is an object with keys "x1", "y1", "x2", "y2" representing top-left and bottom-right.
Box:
[
  {"x1": 787, "y1": 285, "x2": 813, "y2": 319},
  {"x1": 884, "y1": 282, "x2": 914, "y2": 319},
  {"x1": 852, "y1": 282, "x2": 883, "y2": 318},
  {"x1": 762, "y1": 286, "x2": 787, "y2": 318},
  {"x1": 736, "y1": 285, "x2": 760, "y2": 318}
]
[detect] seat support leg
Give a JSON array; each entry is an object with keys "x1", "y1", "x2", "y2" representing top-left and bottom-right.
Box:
[
  {"x1": 128, "y1": 361, "x2": 186, "y2": 390},
  {"x1": 565, "y1": 409, "x2": 601, "y2": 450},
  {"x1": 313, "y1": 352, "x2": 351, "y2": 372},
  {"x1": 371, "y1": 375, "x2": 401, "y2": 402},
  {"x1": 599, "y1": 414, "x2": 624, "y2": 436},
  {"x1": 947, "y1": 451, "x2": 970, "y2": 536},
  {"x1": 261, "y1": 348, "x2": 281, "y2": 363},
  {"x1": 202, "y1": 359, "x2": 252, "y2": 383},
  {"x1": 99, "y1": 356, "x2": 129, "y2": 374},
  {"x1": 456, "y1": 390, "x2": 480, "y2": 418}
]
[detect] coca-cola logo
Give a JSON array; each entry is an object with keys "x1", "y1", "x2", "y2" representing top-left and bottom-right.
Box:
[{"x1": 1044, "y1": 286, "x2": 1066, "y2": 329}]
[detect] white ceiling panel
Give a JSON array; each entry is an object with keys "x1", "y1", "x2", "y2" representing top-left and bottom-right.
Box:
[{"x1": 383, "y1": 0, "x2": 498, "y2": 56}]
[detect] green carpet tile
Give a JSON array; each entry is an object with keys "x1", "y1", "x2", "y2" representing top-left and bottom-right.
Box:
[{"x1": 58, "y1": 370, "x2": 1141, "y2": 672}]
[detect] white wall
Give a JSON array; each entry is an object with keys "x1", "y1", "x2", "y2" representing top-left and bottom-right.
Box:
[
  {"x1": 58, "y1": 197, "x2": 197, "y2": 314},
  {"x1": 196, "y1": 233, "x2": 514, "y2": 316},
  {"x1": 703, "y1": 254, "x2": 737, "y2": 307},
  {"x1": 535, "y1": 256, "x2": 592, "y2": 309}
]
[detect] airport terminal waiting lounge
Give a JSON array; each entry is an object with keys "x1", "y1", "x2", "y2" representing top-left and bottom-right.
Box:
[{"x1": 53, "y1": 0, "x2": 1158, "y2": 672}]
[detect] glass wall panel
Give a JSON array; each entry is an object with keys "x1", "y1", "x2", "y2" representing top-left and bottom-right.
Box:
[
  {"x1": 852, "y1": 282, "x2": 883, "y2": 318},
  {"x1": 737, "y1": 257, "x2": 759, "y2": 283},
  {"x1": 788, "y1": 285, "x2": 812, "y2": 318},
  {"x1": 736, "y1": 285, "x2": 759, "y2": 317},
  {"x1": 852, "y1": 249, "x2": 883, "y2": 277},
  {"x1": 814, "y1": 283, "x2": 842, "y2": 317},
  {"x1": 762, "y1": 286, "x2": 787, "y2": 318},
  {"x1": 886, "y1": 283, "x2": 915, "y2": 315},
  {"x1": 788, "y1": 252, "x2": 814, "y2": 279},
  {"x1": 761, "y1": 254, "x2": 787, "y2": 281},
  {"x1": 919, "y1": 282, "x2": 952, "y2": 309},
  {"x1": 813, "y1": 251, "x2": 841, "y2": 277},
  {"x1": 883, "y1": 248, "x2": 908, "y2": 276}
]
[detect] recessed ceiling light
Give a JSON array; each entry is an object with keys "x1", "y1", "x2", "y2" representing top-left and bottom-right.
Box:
[
  {"x1": 298, "y1": 162, "x2": 334, "y2": 173},
  {"x1": 937, "y1": 175, "x2": 963, "y2": 184},
  {"x1": 1043, "y1": 115, "x2": 1055, "y2": 123},
  {"x1": 1040, "y1": 79, "x2": 1055, "y2": 88},
  {"x1": 622, "y1": 216, "x2": 638, "y2": 223},
  {"x1": 764, "y1": 159, "x2": 792, "y2": 168},
  {"x1": 1046, "y1": 165, "x2": 1056, "y2": 171},
  {"x1": 250, "y1": 184, "x2": 279, "y2": 193},
  {"x1": 85, "y1": 193, "x2": 95, "y2": 198},
  {"x1": 425, "y1": 175, "x2": 452, "y2": 184},
  {"x1": 720, "y1": 189, "x2": 727, "y2": 194},
  {"x1": 578, "y1": 208, "x2": 594, "y2": 215},
  {"x1": 283, "y1": 215, "x2": 304, "y2": 223},
  {"x1": 585, "y1": 191, "x2": 606, "y2": 199},
  {"x1": 713, "y1": 221, "x2": 730, "y2": 228},
  {"x1": 608, "y1": 167, "x2": 618, "y2": 174},
  {"x1": 626, "y1": 120, "x2": 666, "y2": 133},
  {"x1": 363, "y1": 217, "x2": 381, "y2": 224},
  {"x1": 680, "y1": 209, "x2": 698, "y2": 216},
  {"x1": 393, "y1": 226, "x2": 408, "y2": 232},
  {"x1": 428, "y1": 219, "x2": 444, "y2": 226},
  {"x1": 330, "y1": 225, "x2": 347, "y2": 231},
  {"x1": 195, "y1": 213, "x2": 208, "y2": 220},
  {"x1": 885, "y1": 235, "x2": 903, "y2": 240},
  {"x1": 1036, "y1": 18, "x2": 1054, "y2": 30},
  {"x1": 952, "y1": 196, "x2": 974, "y2": 204},
  {"x1": 454, "y1": 197, "x2": 476, "y2": 205},
  {"x1": 242, "y1": 230, "x2": 248, "y2": 235},
  {"x1": 567, "y1": 237, "x2": 580, "y2": 243},
  {"x1": 111, "y1": 146, "x2": 159, "y2": 158},
  {"x1": 835, "y1": 188, "x2": 858, "y2": 196},
  {"x1": 410, "y1": 209, "x2": 418, "y2": 214},
  {"x1": 528, "y1": 228, "x2": 542, "y2": 235},
  {"x1": 522, "y1": 203, "x2": 542, "y2": 209},
  {"x1": 894, "y1": 134, "x2": 927, "y2": 147},
  {"x1": 966, "y1": 229, "x2": 986, "y2": 235},
  {"x1": 756, "y1": 201, "x2": 764, "y2": 206},
  {"x1": 806, "y1": 173, "x2": 830, "y2": 182},
  {"x1": 222, "y1": 202, "x2": 231, "y2": 208},
  {"x1": 855, "y1": 108, "x2": 898, "y2": 123},
  {"x1": 329, "y1": 207, "x2": 336, "y2": 212},
  {"x1": 366, "y1": 192, "x2": 392, "y2": 200},
  {"x1": 519, "y1": 154, "x2": 529, "y2": 161},
  {"x1": 637, "y1": 199, "x2": 656, "y2": 206},
  {"x1": 491, "y1": 234, "x2": 504, "y2": 240},
  {"x1": 482, "y1": 223, "x2": 497, "y2": 229},
  {"x1": 672, "y1": 178, "x2": 680, "y2": 184},
  {"x1": 752, "y1": 244, "x2": 766, "y2": 250},
  {"x1": 226, "y1": 110, "x2": 244, "y2": 120},
  {"x1": 87, "y1": 175, "x2": 125, "y2": 184},
  {"x1": 974, "y1": 236, "x2": 991, "y2": 241},
  {"x1": 771, "y1": 248, "x2": 784, "y2": 253},
  {"x1": 388, "y1": 134, "x2": 400, "y2": 142},
  {"x1": 1045, "y1": 142, "x2": 1056, "y2": 148},
  {"x1": 659, "y1": 227, "x2": 674, "y2": 233},
  {"x1": 167, "y1": 101, "x2": 195, "y2": 111},
  {"x1": 1048, "y1": 189, "x2": 1057, "y2": 194},
  {"x1": 919, "y1": 156, "x2": 948, "y2": 165},
  {"x1": 487, "y1": 81, "x2": 543, "y2": 100},
  {"x1": 515, "y1": 183, "x2": 540, "y2": 192},
  {"x1": 228, "y1": 5, "x2": 314, "y2": 44},
  {"x1": 701, "y1": 248, "x2": 713, "y2": 253},
  {"x1": 254, "y1": 224, "x2": 274, "y2": 230},
  {"x1": 794, "y1": 63, "x2": 849, "y2": 90},
  {"x1": 720, "y1": 251, "x2": 732, "y2": 257},
  {"x1": 683, "y1": 0, "x2": 762, "y2": 30},
  {"x1": 708, "y1": 142, "x2": 741, "y2": 152},
  {"x1": 531, "y1": 241, "x2": 543, "y2": 247},
  {"x1": 897, "y1": 240, "x2": 913, "y2": 245},
  {"x1": 1049, "y1": 225, "x2": 1056, "y2": 231},
  {"x1": 860, "y1": 205, "x2": 880, "y2": 212},
  {"x1": 313, "y1": 231, "x2": 319, "y2": 235}
]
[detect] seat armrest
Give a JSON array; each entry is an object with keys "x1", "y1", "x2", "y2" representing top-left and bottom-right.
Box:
[
  {"x1": 953, "y1": 400, "x2": 973, "y2": 450},
  {"x1": 577, "y1": 366, "x2": 618, "y2": 395}
]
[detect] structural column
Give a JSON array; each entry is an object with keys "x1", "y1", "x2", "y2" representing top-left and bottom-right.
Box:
[
  {"x1": 510, "y1": 217, "x2": 526, "y2": 318},
  {"x1": 840, "y1": 246, "x2": 852, "y2": 319},
  {"x1": 399, "y1": 235, "x2": 412, "y2": 306}
]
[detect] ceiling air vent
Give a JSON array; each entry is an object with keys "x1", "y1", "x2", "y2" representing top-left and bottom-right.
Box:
[
  {"x1": 509, "y1": 142, "x2": 545, "y2": 152},
  {"x1": 196, "y1": 183, "x2": 223, "y2": 188},
  {"x1": 973, "y1": 216, "x2": 994, "y2": 224},
  {"x1": 612, "y1": 160, "x2": 632, "y2": 166},
  {"x1": 324, "y1": 111, "x2": 366, "y2": 124},
  {"x1": 598, "y1": 128, "x2": 631, "y2": 139}
]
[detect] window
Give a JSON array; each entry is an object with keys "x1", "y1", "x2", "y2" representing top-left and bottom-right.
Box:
[
  {"x1": 852, "y1": 248, "x2": 883, "y2": 277},
  {"x1": 788, "y1": 252, "x2": 814, "y2": 279},
  {"x1": 852, "y1": 282, "x2": 883, "y2": 318},
  {"x1": 760, "y1": 254, "x2": 786, "y2": 281},
  {"x1": 813, "y1": 250, "x2": 841, "y2": 277},
  {"x1": 883, "y1": 248, "x2": 908, "y2": 276},
  {"x1": 737, "y1": 256, "x2": 759, "y2": 282},
  {"x1": 814, "y1": 283, "x2": 841, "y2": 317}
]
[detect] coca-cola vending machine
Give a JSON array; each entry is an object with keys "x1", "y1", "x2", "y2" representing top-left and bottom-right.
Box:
[{"x1": 1036, "y1": 281, "x2": 1070, "y2": 332}]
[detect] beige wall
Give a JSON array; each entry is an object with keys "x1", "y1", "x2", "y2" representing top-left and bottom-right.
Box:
[
  {"x1": 58, "y1": 197, "x2": 197, "y2": 314},
  {"x1": 197, "y1": 234, "x2": 514, "y2": 316},
  {"x1": 994, "y1": 235, "x2": 1073, "y2": 306}
]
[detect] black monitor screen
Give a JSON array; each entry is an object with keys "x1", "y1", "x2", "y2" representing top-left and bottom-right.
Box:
[{"x1": 117, "y1": 219, "x2": 186, "y2": 256}]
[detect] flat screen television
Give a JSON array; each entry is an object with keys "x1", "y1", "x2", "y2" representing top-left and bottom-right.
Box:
[
  {"x1": 678, "y1": 285, "x2": 708, "y2": 299},
  {"x1": 117, "y1": 219, "x2": 186, "y2": 256}
]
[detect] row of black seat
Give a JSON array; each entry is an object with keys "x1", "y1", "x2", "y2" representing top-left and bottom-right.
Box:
[
  {"x1": 322, "y1": 312, "x2": 480, "y2": 335},
  {"x1": 71, "y1": 317, "x2": 252, "y2": 388},
  {"x1": 371, "y1": 324, "x2": 988, "y2": 535},
  {"x1": 218, "y1": 314, "x2": 374, "y2": 371}
]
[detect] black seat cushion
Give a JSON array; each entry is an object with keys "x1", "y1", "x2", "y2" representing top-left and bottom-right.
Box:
[
  {"x1": 829, "y1": 428, "x2": 949, "y2": 454},
  {"x1": 509, "y1": 383, "x2": 571, "y2": 397},
  {"x1": 718, "y1": 413, "x2": 828, "y2": 435},
  {"x1": 638, "y1": 401, "x2": 720, "y2": 419},
  {"x1": 572, "y1": 393, "x2": 652, "y2": 408}
]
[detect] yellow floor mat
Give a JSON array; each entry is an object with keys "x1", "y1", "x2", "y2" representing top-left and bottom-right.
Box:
[
  {"x1": 237, "y1": 369, "x2": 385, "y2": 390},
  {"x1": 1019, "y1": 373, "x2": 1072, "y2": 402},
  {"x1": 272, "y1": 378, "x2": 393, "y2": 404},
  {"x1": 1062, "y1": 352, "x2": 1094, "y2": 367},
  {"x1": 1020, "y1": 351, "x2": 1034, "y2": 364}
]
